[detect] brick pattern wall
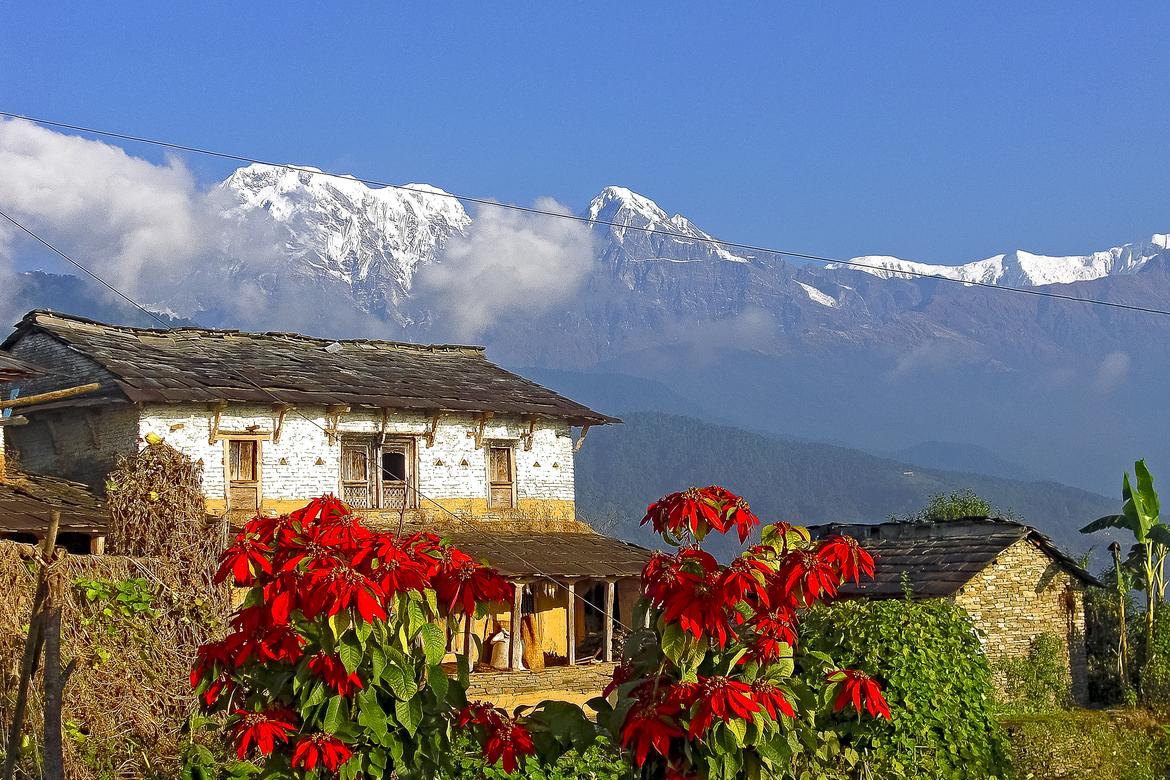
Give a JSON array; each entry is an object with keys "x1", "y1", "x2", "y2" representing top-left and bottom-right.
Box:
[
  {"x1": 7, "y1": 406, "x2": 139, "y2": 490},
  {"x1": 466, "y1": 662, "x2": 616, "y2": 710},
  {"x1": 953, "y1": 538, "x2": 1089, "y2": 702},
  {"x1": 138, "y1": 405, "x2": 575, "y2": 509}
]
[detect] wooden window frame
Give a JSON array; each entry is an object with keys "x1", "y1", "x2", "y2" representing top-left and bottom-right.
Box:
[
  {"x1": 338, "y1": 435, "x2": 417, "y2": 510},
  {"x1": 486, "y1": 441, "x2": 517, "y2": 510}
]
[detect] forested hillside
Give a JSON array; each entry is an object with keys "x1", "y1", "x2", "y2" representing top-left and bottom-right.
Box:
[{"x1": 575, "y1": 412, "x2": 1117, "y2": 561}]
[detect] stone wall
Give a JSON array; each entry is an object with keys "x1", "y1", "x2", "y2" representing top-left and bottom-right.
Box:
[
  {"x1": 953, "y1": 538, "x2": 1089, "y2": 702},
  {"x1": 466, "y1": 662, "x2": 617, "y2": 710},
  {"x1": 7, "y1": 406, "x2": 139, "y2": 490}
]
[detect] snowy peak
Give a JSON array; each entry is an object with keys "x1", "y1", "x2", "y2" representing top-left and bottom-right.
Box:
[
  {"x1": 830, "y1": 234, "x2": 1170, "y2": 288},
  {"x1": 218, "y1": 164, "x2": 469, "y2": 306}
]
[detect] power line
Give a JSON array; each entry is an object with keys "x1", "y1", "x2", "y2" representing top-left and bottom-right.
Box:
[
  {"x1": 3, "y1": 110, "x2": 1170, "y2": 319},
  {"x1": 0, "y1": 206, "x2": 636, "y2": 633}
]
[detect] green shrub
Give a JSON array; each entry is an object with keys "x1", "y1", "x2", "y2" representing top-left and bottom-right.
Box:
[
  {"x1": 441, "y1": 733, "x2": 626, "y2": 780},
  {"x1": 1003, "y1": 709, "x2": 1170, "y2": 780},
  {"x1": 1142, "y1": 612, "x2": 1170, "y2": 717},
  {"x1": 996, "y1": 633, "x2": 1072, "y2": 714},
  {"x1": 803, "y1": 597, "x2": 1011, "y2": 779}
]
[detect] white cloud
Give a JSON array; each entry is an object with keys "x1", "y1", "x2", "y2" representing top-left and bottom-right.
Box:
[
  {"x1": 416, "y1": 198, "x2": 597, "y2": 339},
  {"x1": 1094, "y1": 350, "x2": 1131, "y2": 394},
  {"x1": 0, "y1": 118, "x2": 216, "y2": 303}
]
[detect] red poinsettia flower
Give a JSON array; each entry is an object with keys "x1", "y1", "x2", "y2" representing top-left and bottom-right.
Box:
[
  {"x1": 367, "y1": 537, "x2": 431, "y2": 596},
  {"x1": 681, "y1": 676, "x2": 760, "y2": 737},
  {"x1": 817, "y1": 535, "x2": 875, "y2": 585},
  {"x1": 291, "y1": 733, "x2": 353, "y2": 772},
  {"x1": 314, "y1": 509, "x2": 374, "y2": 551},
  {"x1": 745, "y1": 608, "x2": 799, "y2": 661},
  {"x1": 603, "y1": 662, "x2": 636, "y2": 698},
  {"x1": 231, "y1": 707, "x2": 297, "y2": 759},
  {"x1": 243, "y1": 512, "x2": 295, "y2": 546},
  {"x1": 751, "y1": 679, "x2": 795, "y2": 721},
  {"x1": 288, "y1": 494, "x2": 350, "y2": 529},
  {"x1": 641, "y1": 487, "x2": 726, "y2": 540},
  {"x1": 301, "y1": 561, "x2": 387, "y2": 622},
  {"x1": 651, "y1": 549, "x2": 738, "y2": 647},
  {"x1": 308, "y1": 651, "x2": 363, "y2": 696},
  {"x1": 702, "y1": 486, "x2": 761, "y2": 543},
  {"x1": 191, "y1": 641, "x2": 236, "y2": 707},
  {"x1": 433, "y1": 547, "x2": 512, "y2": 615},
  {"x1": 219, "y1": 621, "x2": 306, "y2": 667},
  {"x1": 828, "y1": 669, "x2": 891, "y2": 720},
  {"x1": 483, "y1": 716, "x2": 536, "y2": 774},
  {"x1": 774, "y1": 549, "x2": 840, "y2": 605},
  {"x1": 261, "y1": 570, "x2": 304, "y2": 624},
  {"x1": 458, "y1": 701, "x2": 503, "y2": 728},
  {"x1": 214, "y1": 534, "x2": 273, "y2": 586},
  {"x1": 620, "y1": 684, "x2": 686, "y2": 767},
  {"x1": 719, "y1": 554, "x2": 772, "y2": 607}
]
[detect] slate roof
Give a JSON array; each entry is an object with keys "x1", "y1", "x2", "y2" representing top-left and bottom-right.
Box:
[
  {"x1": 1, "y1": 311, "x2": 617, "y2": 425},
  {"x1": 442, "y1": 531, "x2": 652, "y2": 578},
  {"x1": 0, "y1": 471, "x2": 108, "y2": 538},
  {"x1": 808, "y1": 517, "x2": 1101, "y2": 598},
  {"x1": 0, "y1": 353, "x2": 41, "y2": 382}
]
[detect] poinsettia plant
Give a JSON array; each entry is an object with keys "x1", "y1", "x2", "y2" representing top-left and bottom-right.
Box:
[
  {"x1": 191, "y1": 495, "x2": 596, "y2": 778},
  {"x1": 589, "y1": 486, "x2": 890, "y2": 779}
]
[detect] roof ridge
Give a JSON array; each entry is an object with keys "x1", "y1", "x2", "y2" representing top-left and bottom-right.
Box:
[{"x1": 19, "y1": 309, "x2": 488, "y2": 355}]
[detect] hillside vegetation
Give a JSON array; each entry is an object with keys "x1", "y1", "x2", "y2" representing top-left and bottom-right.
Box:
[{"x1": 575, "y1": 412, "x2": 1116, "y2": 559}]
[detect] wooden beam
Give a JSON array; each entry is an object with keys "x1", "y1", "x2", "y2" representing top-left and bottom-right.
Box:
[
  {"x1": 509, "y1": 581, "x2": 524, "y2": 670},
  {"x1": 566, "y1": 580, "x2": 576, "y2": 666},
  {"x1": 574, "y1": 424, "x2": 591, "y2": 453},
  {"x1": 522, "y1": 416, "x2": 537, "y2": 452},
  {"x1": 468, "y1": 411, "x2": 494, "y2": 448},
  {"x1": 0, "y1": 383, "x2": 100, "y2": 412},
  {"x1": 603, "y1": 579, "x2": 616, "y2": 663},
  {"x1": 424, "y1": 412, "x2": 441, "y2": 448},
  {"x1": 272, "y1": 404, "x2": 294, "y2": 443},
  {"x1": 206, "y1": 400, "x2": 228, "y2": 444}
]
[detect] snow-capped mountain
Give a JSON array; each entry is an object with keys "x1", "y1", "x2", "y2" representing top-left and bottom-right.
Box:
[
  {"x1": 829, "y1": 235, "x2": 1170, "y2": 288},
  {"x1": 217, "y1": 164, "x2": 469, "y2": 321}
]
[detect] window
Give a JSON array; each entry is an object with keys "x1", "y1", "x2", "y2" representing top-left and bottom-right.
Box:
[
  {"x1": 227, "y1": 438, "x2": 261, "y2": 513},
  {"x1": 488, "y1": 444, "x2": 515, "y2": 509},
  {"x1": 340, "y1": 437, "x2": 414, "y2": 509}
]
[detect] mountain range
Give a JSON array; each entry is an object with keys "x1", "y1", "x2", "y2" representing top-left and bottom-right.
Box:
[{"x1": 6, "y1": 163, "x2": 1169, "y2": 512}]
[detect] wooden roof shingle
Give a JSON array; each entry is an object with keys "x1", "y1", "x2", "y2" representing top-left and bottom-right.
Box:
[
  {"x1": 0, "y1": 352, "x2": 42, "y2": 382},
  {"x1": 442, "y1": 531, "x2": 652, "y2": 578},
  {"x1": 1, "y1": 311, "x2": 617, "y2": 425}
]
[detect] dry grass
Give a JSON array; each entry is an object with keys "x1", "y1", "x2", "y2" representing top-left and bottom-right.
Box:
[{"x1": 0, "y1": 443, "x2": 229, "y2": 779}]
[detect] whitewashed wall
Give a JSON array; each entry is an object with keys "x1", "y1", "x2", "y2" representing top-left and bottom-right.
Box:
[{"x1": 137, "y1": 404, "x2": 576, "y2": 505}]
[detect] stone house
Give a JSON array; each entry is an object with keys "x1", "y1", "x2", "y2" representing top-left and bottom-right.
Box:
[
  {"x1": 810, "y1": 518, "x2": 1100, "y2": 702},
  {"x1": 0, "y1": 310, "x2": 650, "y2": 698}
]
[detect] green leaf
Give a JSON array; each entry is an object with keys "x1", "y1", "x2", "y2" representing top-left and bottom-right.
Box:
[
  {"x1": 1081, "y1": 514, "x2": 1126, "y2": 534},
  {"x1": 420, "y1": 622, "x2": 446, "y2": 667},
  {"x1": 339, "y1": 634, "x2": 363, "y2": 675},
  {"x1": 406, "y1": 600, "x2": 426, "y2": 638},
  {"x1": 661, "y1": 621, "x2": 687, "y2": 664},
  {"x1": 395, "y1": 696, "x2": 423, "y2": 737},
  {"x1": 370, "y1": 646, "x2": 387, "y2": 682},
  {"x1": 426, "y1": 663, "x2": 449, "y2": 703},
  {"x1": 323, "y1": 695, "x2": 347, "y2": 734},
  {"x1": 383, "y1": 663, "x2": 416, "y2": 700}
]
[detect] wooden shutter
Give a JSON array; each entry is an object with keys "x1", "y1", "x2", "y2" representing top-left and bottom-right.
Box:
[
  {"x1": 340, "y1": 441, "x2": 373, "y2": 508},
  {"x1": 227, "y1": 439, "x2": 260, "y2": 513},
  {"x1": 488, "y1": 446, "x2": 514, "y2": 509}
]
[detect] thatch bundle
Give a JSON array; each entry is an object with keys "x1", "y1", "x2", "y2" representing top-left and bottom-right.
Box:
[{"x1": 0, "y1": 443, "x2": 228, "y2": 779}]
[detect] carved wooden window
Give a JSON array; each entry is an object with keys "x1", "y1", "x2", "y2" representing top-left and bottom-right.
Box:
[
  {"x1": 340, "y1": 437, "x2": 414, "y2": 509},
  {"x1": 488, "y1": 444, "x2": 515, "y2": 509},
  {"x1": 227, "y1": 438, "x2": 260, "y2": 513}
]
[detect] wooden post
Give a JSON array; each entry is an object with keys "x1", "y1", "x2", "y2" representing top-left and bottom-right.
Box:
[
  {"x1": 463, "y1": 614, "x2": 474, "y2": 664},
  {"x1": 603, "y1": 579, "x2": 616, "y2": 663},
  {"x1": 42, "y1": 575, "x2": 64, "y2": 780},
  {"x1": 0, "y1": 383, "x2": 101, "y2": 411},
  {"x1": 566, "y1": 580, "x2": 576, "y2": 665},
  {"x1": 509, "y1": 581, "x2": 524, "y2": 670},
  {"x1": 2, "y1": 511, "x2": 59, "y2": 780}
]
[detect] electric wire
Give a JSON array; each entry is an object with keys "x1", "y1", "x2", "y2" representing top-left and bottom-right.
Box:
[
  {"x1": 0, "y1": 206, "x2": 638, "y2": 636},
  {"x1": 3, "y1": 110, "x2": 1169, "y2": 318}
]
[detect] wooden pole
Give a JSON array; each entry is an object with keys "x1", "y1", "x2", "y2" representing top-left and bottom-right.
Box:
[
  {"x1": 0, "y1": 383, "x2": 101, "y2": 411},
  {"x1": 566, "y1": 580, "x2": 576, "y2": 666},
  {"x1": 42, "y1": 573, "x2": 64, "y2": 780},
  {"x1": 509, "y1": 582, "x2": 524, "y2": 670},
  {"x1": 2, "y1": 511, "x2": 59, "y2": 780},
  {"x1": 1111, "y1": 541, "x2": 1130, "y2": 689},
  {"x1": 603, "y1": 579, "x2": 616, "y2": 663}
]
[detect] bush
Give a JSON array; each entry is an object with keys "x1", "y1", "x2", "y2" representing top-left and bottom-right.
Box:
[
  {"x1": 1003, "y1": 709, "x2": 1170, "y2": 780},
  {"x1": 444, "y1": 734, "x2": 627, "y2": 780},
  {"x1": 996, "y1": 633, "x2": 1072, "y2": 714},
  {"x1": 803, "y1": 598, "x2": 1011, "y2": 779},
  {"x1": 1142, "y1": 612, "x2": 1170, "y2": 716}
]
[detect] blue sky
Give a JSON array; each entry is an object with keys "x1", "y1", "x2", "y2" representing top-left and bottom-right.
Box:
[{"x1": 3, "y1": 2, "x2": 1169, "y2": 264}]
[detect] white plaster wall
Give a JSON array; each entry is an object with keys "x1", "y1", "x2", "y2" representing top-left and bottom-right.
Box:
[{"x1": 139, "y1": 405, "x2": 576, "y2": 505}]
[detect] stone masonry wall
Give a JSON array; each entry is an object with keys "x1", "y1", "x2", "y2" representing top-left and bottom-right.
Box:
[
  {"x1": 466, "y1": 662, "x2": 617, "y2": 710},
  {"x1": 7, "y1": 406, "x2": 139, "y2": 491},
  {"x1": 953, "y1": 538, "x2": 1089, "y2": 703},
  {"x1": 138, "y1": 404, "x2": 575, "y2": 517}
]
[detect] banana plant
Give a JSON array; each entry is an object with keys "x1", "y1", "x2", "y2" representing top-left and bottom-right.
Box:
[{"x1": 1082, "y1": 460, "x2": 1170, "y2": 656}]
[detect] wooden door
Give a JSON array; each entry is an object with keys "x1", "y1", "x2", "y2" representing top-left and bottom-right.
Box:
[
  {"x1": 227, "y1": 439, "x2": 261, "y2": 513},
  {"x1": 488, "y1": 445, "x2": 514, "y2": 509}
]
